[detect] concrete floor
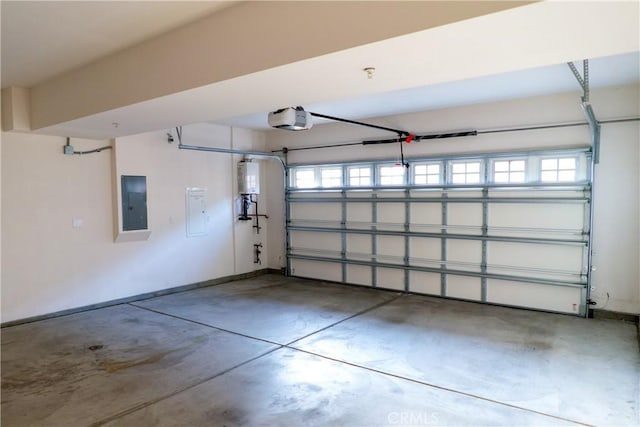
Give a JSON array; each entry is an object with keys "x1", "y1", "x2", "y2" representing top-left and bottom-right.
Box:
[{"x1": 1, "y1": 274, "x2": 638, "y2": 426}]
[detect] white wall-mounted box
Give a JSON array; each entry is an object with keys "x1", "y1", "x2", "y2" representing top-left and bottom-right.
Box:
[{"x1": 238, "y1": 161, "x2": 260, "y2": 194}]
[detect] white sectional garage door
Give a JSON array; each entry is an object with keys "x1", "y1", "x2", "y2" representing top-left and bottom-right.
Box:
[{"x1": 286, "y1": 148, "x2": 593, "y2": 316}]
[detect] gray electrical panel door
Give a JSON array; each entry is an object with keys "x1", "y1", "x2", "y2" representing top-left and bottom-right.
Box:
[{"x1": 121, "y1": 175, "x2": 148, "y2": 231}]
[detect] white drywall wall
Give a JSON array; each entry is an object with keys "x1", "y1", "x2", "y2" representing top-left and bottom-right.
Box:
[
  {"x1": 265, "y1": 85, "x2": 640, "y2": 314},
  {"x1": 1, "y1": 86, "x2": 637, "y2": 321},
  {"x1": 0, "y1": 123, "x2": 267, "y2": 322}
]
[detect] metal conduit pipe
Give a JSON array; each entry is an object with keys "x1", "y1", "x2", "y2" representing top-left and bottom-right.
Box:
[
  {"x1": 174, "y1": 126, "x2": 286, "y2": 168},
  {"x1": 178, "y1": 143, "x2": 286, "y2": 169}
]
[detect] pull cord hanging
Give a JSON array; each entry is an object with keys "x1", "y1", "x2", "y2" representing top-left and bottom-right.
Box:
[{"x1": 397, "y1": 132, "x2": 414, "y2": 169}]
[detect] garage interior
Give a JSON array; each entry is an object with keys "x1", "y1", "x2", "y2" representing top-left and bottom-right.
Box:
[{"x1": 1, "y1": 1, "x2": 639, "y2": 426}]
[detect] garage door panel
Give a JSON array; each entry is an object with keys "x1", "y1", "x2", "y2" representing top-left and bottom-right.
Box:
[
  {"x1": 409, "y1": 271, "x2": 441, "y2": 295},
  {"x1": 378, "y1": 191, "x2": 405, "y2": 198},
  {"x1": 446, "y1": 276, "x2": 481, "y2": 301},
  {"x1": 291, "y1": 259, "x2": 342, "y2": 282},
  {"x1": 488, "y1": 203, "x2": 585, "y2": 231},
  {"x1": 410, "y1": 204, "x2": 442, "y2": 227},
  {"x1": 448, "y1": 191, "x2": 483, "y2": 199},
  {"x1": 448, "y1": 203, "x2": 483, "y2": 234},
  {"x1": 292, "y1": 192, "x2": 337, "y2": 199},
  {"x1": 291, "y1": 203, "x2": 341, "y2": 222},
  {"x1": 409, "y1": 237, "x2": 441, "y2": 262},
  {"x1": 346, "y1": 265, "x2": 372, "y2": 287},
  {"x1": 448, "y1": 240, "x2": 482, "y2": 271},
  {"x1": 291, "y1": 231, "x2": 341, "y2": 252},
  {"x1": 487, "y1": 279, "x2": 582, "y2": 314},
  {"x1": 377, "y1": 235, "x2": 405, "y2": 261},
  {"x1": 346, "y1": 203, "x2": 372, "y2": 226},
  {"x1": 377, "y1": 203, "x2": 405, "y2": 224},
  {"x1": 495, "y1": 190, "x2": 585, "y2": 198},
  {"x1": 377, "y1": 267, "x2": 404, "y2": 291},
  {"x1": 487, "y1": 242, "x2": 584, "y2": 274},
  {"x1": 347, "y1": 234, "x2": 372, "y2": 255}
]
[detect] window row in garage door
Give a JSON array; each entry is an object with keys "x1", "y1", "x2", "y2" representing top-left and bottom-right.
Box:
[
  {"x1": 290, "y1": 150, "x2": 589, "y2": 188},
  {"x1": 285, "y1": 147, "x2": 593, "y2": 316}
]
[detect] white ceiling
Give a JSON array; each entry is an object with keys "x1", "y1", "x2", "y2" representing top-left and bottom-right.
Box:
[
  {"x1": 1, "y1": 1, "x2": 237, "y2": 88},
  {"x1": 218, "y1": 51, "x2": 640, "y2": 130},
  {"x1": 1, "y1": 1, "x2": 638, "y2": 139}
]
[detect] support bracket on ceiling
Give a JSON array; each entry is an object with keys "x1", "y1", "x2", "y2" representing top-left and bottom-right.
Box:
[{"x1": 567, "y1": 59, "x2": 600, "y2": 163}]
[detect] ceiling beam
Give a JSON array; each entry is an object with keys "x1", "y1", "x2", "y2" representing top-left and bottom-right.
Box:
[
  {"x1": 28, "y1": 1, "x2": 532, "y2": 132},
  {"x1": 1, "y1": 87, "x2": 31, "y2": 132}
]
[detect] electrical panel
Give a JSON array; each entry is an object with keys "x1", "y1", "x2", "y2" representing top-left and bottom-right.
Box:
[
  {"x1": 238, "y1": 161, "x2": 260, "y2": 194},
  {"x1": 121, "y1": 175, "x2": 148, "y2": 231}
]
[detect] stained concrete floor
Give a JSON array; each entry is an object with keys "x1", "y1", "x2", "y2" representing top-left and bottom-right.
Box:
[{"x1": 1, "y1": 274, "x2": 638, "y2": 426}]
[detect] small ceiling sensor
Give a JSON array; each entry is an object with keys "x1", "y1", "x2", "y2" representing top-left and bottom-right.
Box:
[
  {"x1": 363, "y1": 67, "x2": 376, "y2": 79},
  {"x1": 112, "y1": 122, "x2": 119, "y2": 128}
]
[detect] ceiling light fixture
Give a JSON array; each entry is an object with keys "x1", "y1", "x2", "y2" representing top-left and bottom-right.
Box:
[{"x1": 363, "y1": 67, "x2": 376, "y2": 79}]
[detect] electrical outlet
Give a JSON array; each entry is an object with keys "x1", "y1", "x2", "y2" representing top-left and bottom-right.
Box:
[{"x1": 63, "y1": 145, "x2": 74, "y2": 155}]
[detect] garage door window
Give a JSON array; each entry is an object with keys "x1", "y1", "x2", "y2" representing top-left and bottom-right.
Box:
[
  {"x1": 320, "y1": 167, "x2": 342, "y2": 187},
  {"x1": 379, "y1": 164, "x2": 406, "y2": 185},
  {"x1": 493, "y1": 159, "x2": 526, "y2": 183},
  {"x1": 294, "y1": 168, "x2": 316, "y2": 188},
  {"x1": 288, "y1": 151, "x2": 587, "y2": 189},
  {"x1": 348, "y1": 166, "x2": 372, "y2": 186},
  {"x1": 540, "y1": 157, "x2": 577, "y2": 182},
  {"x1": 451, "y1": 161, "x2": 482, "y2": 184},
  {"x1": 413, "y1": 163, "x2": 441, "y2": 185}
]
